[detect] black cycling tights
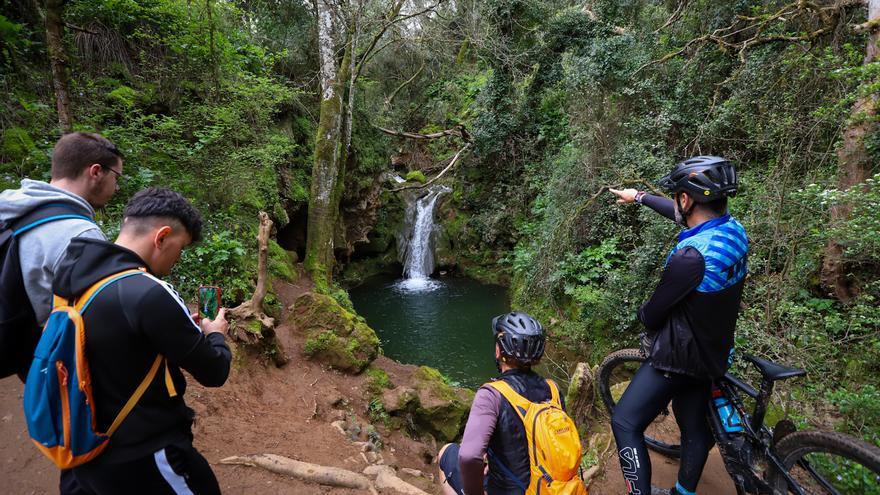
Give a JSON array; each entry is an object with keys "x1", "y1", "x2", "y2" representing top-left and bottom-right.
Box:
[{"x1": 611, "y1": 362, "x2": 713, "y2": 495}]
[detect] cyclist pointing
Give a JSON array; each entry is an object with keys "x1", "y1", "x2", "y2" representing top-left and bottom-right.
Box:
[{"x1": 608, "y1": 156, "x2": 748, "y2": 495}]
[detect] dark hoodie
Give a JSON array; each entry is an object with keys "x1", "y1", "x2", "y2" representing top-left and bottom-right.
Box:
[{"x1": 55, "y1": 238, "x2": 231, "y2": 464}]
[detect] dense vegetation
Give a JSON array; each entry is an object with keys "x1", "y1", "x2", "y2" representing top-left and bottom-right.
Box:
[{"x1": 1, "y1": 0, "x2": 877, "y2": 448}]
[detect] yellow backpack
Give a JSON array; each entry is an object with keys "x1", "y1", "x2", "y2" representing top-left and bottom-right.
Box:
[{"x1": 485, "y1": 379, "x2": 588, "y2": 495}]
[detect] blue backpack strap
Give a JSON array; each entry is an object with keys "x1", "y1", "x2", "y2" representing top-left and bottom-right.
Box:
[
  {"x1": 11, "y1": 203, "x2": 94, "y2": 237},
  {"x1": 74, "y1": 270, "x2": 144, "y2": 313},
  {"x1": 487, "y1": 447, "x2": 529, "y2": 492}
]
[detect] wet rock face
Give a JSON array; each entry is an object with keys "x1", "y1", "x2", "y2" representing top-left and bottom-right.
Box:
[
  {"x1": 291, "y1": 292, "x2": 380, "y2": 373},
  {"x1": 380, "y1": 366, "x2": 475, "y2": 443}
]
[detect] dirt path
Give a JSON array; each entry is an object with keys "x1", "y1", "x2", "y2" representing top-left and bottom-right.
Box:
[
  {"x1": 0, "y1": 278, "x2": 440, "y2": 494},
  {"x1": 0, "y1": 275, "x2": 738, "y2": 494},
  {"x1": 587, "y1": 444, "x2": 738, "y2": 494}
]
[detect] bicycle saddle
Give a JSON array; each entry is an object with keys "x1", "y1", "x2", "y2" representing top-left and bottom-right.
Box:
[{"x1": 743, "y1": 354, "x2": 806, "y2": 381}]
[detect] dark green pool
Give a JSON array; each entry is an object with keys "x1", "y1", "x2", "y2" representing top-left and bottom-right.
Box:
[{"x1": 349, "y1": 274, "x2": 510, "y2": 389}]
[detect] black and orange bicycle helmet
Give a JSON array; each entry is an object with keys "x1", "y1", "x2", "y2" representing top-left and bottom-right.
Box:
[{"x1": 492, "y1": 312, "x2": 545, "y2": 365}]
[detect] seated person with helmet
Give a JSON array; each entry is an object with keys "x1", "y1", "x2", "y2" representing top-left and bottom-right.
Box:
[
  {"x1": 608, "y1": 156, "x2": 747, "y2": 495},
  {"x1": 437, "y1": 312, "x2": 586, "y2": 495}
]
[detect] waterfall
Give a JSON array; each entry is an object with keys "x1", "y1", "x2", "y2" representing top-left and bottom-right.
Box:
[{"x1": 398, "y1": 185, "x2": 450, "y2": 289}]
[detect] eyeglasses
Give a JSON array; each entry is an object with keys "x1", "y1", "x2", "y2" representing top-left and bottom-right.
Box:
[
  {"x1": 104, "y1": 166, "x2": 122, "y2": 180},
  {"x1": 102, "y1": 166, "x2": 123, "y2": 188}
]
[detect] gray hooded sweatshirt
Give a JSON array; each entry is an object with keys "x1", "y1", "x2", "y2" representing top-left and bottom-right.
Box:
[{"x1": 0, "y1": 179, "x2": 106, "y2": 324}]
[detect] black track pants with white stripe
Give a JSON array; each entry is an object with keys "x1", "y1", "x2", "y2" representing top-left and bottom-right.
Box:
[
  {"x1": 610, "y1": 362, "x2": 713, "y2": 495},
  {"x1": 72, "y1": 441, "x2": 221, "y2": 495}
]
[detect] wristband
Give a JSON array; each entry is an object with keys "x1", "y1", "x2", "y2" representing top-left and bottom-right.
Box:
[{"x1": 634, "y1": 191, "x2": 646, "y2": 204}]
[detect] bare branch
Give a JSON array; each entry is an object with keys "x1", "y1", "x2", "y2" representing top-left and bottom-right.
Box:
[
  {"x1": 854, "y1": 16, "x2": 880, "y2": 33},
  {"x1": 377, "y1": 124, "x2": 470, "y2": 142},
  {"x1": 391, "y1": 143, "x2": 471, "y2": 192},
  {"x1": 64, "y1": 23, "x2": 98, "y2": 35},
  {"x1": 654, "y1": 0, "x2": 690, "y2": 34},
  {"x1": 635, "y1": 0, "x2": 850, "y2": 75},
  {"x1": 385, "y1": 63, "x2": 425, "y2": 107},
  {"x1": 353, "y1": 1, "x2": 443, "y2": 82},
  {"x1": 358, "y1": 36, "x2": 405, "y2": 69}
]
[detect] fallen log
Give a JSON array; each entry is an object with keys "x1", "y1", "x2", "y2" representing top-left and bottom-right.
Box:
[{"x1": 220, "y1": 453, "x2": 371, "y2": 490}]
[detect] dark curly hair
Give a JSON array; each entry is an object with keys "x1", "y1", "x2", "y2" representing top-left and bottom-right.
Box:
[{"x1": 122, "y1": 187, "x2": 203, "y2": 242}]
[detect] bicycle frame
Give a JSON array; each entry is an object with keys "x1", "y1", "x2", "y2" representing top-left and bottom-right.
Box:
[{"x1": 712, "y1": 371, "x2": 809, "y2": 495}]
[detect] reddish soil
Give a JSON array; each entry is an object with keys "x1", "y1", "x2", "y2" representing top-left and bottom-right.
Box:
[
  {"x1": 0, "y1": 272, "x2": 738, "y2": 494},
  {"x1": 587, "y1": 445, "x2": 737, "y2": 494}
]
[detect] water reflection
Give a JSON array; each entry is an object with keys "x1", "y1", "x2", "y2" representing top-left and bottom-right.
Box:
[{"x1": 350, "y1": 274, "x2": 510, "y2": 388}]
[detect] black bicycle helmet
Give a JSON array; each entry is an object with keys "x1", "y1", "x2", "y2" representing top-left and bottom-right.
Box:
[
  {"x1": 657, "y1": 156, "x2": 738, "y2": 202},
  {"x1": 492, "y1": 312, "x2": 545, "y2": 365}
]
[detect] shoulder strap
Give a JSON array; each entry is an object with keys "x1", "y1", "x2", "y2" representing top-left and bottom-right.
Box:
[
  {"x1": 57, "y1": 268, "x2": 176, "y2": 435},
  {"x1": 11, "y1": 203, "x2": 93, "y2": 237},
  {"x1": 74, "y1": 269, "x2": 145, "y2": 313},
  {"x1": 546, "y1": 379, "x2": 561, "y2": 408},
  {"x1": 52, "y1": 269, "x2": 144, "y2": 310},
  {"x1": 105, "y1": 355, "x2": 163, "y2": 436},
  {"x1": 485, "y1": 380, "x2": 533, "y2": 421}
]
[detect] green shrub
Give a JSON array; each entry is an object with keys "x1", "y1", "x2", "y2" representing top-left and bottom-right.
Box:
[
  {"x1": 366, "y1": 367, "x2": 393, "y2": 398},
  {"x1": 827, "y1": 385, "x2": 880, "y2": 445},
  {"x1": 169, "y1": 227, "x2": 251, "y2": 304}
]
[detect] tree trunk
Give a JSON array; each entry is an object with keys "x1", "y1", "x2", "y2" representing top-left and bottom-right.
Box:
[
  {"x1": 821, "y1": 0, "x2": 880, "y2": 302},
  {"x1": 250, "y1": 211, "x2": 272, "y2": 313},
  {"x1": 205, "y1": 0, "x2": 219, "y2": 93},
  {"x1": 304, "y1": 0, "x2": 351, "y2": 289},
  {"x1": 44, "y1": 0, "x2": 71, "y2": 132},
  {"x1": 342, "y1": 5, "x2": 359, "y2": 159},
  {"x1": 229, "y1": 211, "x2": 276, "y2": 338}
]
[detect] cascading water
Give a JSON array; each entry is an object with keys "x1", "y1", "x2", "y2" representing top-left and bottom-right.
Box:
[{"x1": 397, "y1": 185, "x2": 450, "y2": 290}]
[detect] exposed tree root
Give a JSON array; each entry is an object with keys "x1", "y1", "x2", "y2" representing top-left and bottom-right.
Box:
[
  {"x1": 364, "y1": 465, "x2": 431, "y2": 495},
  {"x1": 221, "y1": 454, "x2": 431, "y2": 494},
  {"x1": 220, "y1": 454, "x2": 372, "y2": 490}
]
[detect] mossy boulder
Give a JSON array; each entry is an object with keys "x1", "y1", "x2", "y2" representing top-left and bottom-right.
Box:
[
  {"x1": 404, "y1": 170, "x2": 427, "y2": 183},
  {"x1": 381, "y1": 365, "x2": 474, "y2": 442},
  {"x1": 268, "y1": 239, "x2": 298, "y2": 281},
  {"x1": 290, "y1": 292, "x2": 379, "y2": 373}
]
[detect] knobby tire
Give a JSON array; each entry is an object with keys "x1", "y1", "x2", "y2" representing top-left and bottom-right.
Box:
[
  {"x1": 769, "y1": 429, "x2": 880, "y2": 495},
  {"x1": 597, "y1": 348, "x2": 682, "y2": 458}
]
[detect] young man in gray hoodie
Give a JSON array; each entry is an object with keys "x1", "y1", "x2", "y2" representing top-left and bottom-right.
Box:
[
  {"x1": 0, "y1": 131, "x2": 123, "y2": 329},
  {"x1": 0, "y1": 131, "x2": 123, "y2": 495}
]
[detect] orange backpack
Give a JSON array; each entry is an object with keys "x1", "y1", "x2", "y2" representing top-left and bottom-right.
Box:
[{"x1": 485, "y1": 379, "x2": 588, "y2": 495}]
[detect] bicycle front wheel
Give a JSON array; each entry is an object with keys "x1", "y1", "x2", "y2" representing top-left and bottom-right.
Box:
[
  {"x1": 596, "y1": 348, "x2": 681, "y2": 458},
  {"x1": 768, "y1": 429, "x2": 880, "y2": 494}
]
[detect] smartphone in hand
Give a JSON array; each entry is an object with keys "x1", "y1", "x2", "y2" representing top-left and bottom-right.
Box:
[{"x1": 197, "y1": 285, "x2": 221, "y2": 320}]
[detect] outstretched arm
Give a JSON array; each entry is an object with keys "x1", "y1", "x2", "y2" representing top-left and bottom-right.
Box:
[{"x1": 609, "y1": 188, "x2": 675, "y2": 221}]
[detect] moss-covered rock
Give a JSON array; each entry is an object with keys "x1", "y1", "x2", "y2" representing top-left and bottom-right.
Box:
[
  {"x1": 290, "y1": 292, "x2": 379, "y2": 373},
  {"x1": 366, "y1": 367, "x2": 394, "y2": 397},
  {"x1": 405, "y1": 170, "x2": 427, "y2": 183},
  {"x1": 268, "y1": 239, "x2": 298, "y2": 281},
  {"x1": 380, "y1": 365, "x2": 474, "y2": 443}
]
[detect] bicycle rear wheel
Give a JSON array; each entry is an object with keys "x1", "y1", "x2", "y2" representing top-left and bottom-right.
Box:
[
  {"x1": 768, "y1": 429, "x2": 880, "y2": 494},
  {"x1": 597, "y1": 348, "x2": 682, "y2": 458}
]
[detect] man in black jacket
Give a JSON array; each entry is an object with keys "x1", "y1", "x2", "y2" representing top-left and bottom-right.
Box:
[
  {"x1": 55, "y1": 187, "x2": 230, "y2": 495},
  {"x1": 608, "y1": 156, "x2": 748, "y2": 495}
]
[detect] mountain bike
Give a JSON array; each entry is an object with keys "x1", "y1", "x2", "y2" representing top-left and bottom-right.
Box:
[{"x1": 597, "y1": 348, "x2": 880, "y2": 494}]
